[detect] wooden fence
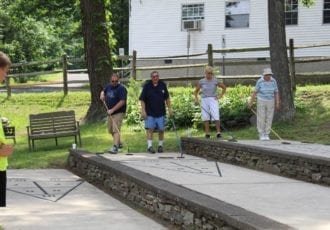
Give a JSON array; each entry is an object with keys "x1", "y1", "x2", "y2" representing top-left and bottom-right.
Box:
[{"x1": 4, "y1": 39, "x2": 330, "y2": 96}]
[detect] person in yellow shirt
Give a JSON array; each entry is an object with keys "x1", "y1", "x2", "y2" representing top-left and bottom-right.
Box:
[{"x1": 0, "y1": 51, "x2": 14, "y2": 207}]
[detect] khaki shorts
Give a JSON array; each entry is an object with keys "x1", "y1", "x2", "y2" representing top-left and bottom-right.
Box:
[{"x1": 107, "y1": 113, "x2": 124, "y2": 134}]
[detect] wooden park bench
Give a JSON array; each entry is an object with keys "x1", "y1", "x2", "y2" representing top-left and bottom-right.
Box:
[{"x1": 27, "y1": 110, "x2": 81, "y2": 151}]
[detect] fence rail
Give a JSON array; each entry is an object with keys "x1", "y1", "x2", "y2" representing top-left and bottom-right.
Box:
[{"x1": 4, "y1": 40, "x2": 330, "y2": 96}]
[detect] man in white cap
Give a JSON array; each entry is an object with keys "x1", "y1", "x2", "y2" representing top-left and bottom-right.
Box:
[{"x1": 248, "y1": 68, "x2": 280, "y2": 140}]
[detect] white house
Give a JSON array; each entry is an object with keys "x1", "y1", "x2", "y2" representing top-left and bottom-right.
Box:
[{"x1": 129, "y1": 0, "x2": 330, "y2": 77}]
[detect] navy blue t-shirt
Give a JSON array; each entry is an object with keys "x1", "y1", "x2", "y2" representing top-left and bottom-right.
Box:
[
  {"x1": 103, "y1": 83, "x2": 127, "y2": 114},
  {"x1": 139, "y1": 80, "x2": 169, "y2": 117}
]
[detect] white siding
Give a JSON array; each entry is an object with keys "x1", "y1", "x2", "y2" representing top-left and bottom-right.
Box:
[{"x1": 129, "y1": 0, "x2": 330, "y2": 58}]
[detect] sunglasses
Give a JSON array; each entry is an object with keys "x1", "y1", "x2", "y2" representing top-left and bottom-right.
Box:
[
  {"x1": 152, "y1": 75, "x2": 159, "y2": 78},
  {"x1": 111, "y1": 80, "x2": 119, "y2": 83}
]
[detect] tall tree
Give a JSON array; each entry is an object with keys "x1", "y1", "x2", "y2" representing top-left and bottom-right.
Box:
[
  {"x1": 268, "y1": 0, "x2": 295, "y2": 121},
  {"x1": 268, "y1": 0, "x2": 314, "y2": 121},
  {"x1": 80, "y1": 0, "x2": 112, "y2": 122}
]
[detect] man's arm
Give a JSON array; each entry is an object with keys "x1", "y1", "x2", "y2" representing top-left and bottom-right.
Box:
[
  {"x1": 165, "y1": 98, "x2": 173, "y2": 116},
  {"x1": 108, "y1": 100, "x2": 126, "y2": 115},
  {"x1": 0, "y1": 144, "x2": 14, "y2": 157},
  {"x1": 100, "y1": 90, "x2": 105, "y2": 101},
  {"x1": 140, "y1": 100, "x2": 147, "y2": 119}
]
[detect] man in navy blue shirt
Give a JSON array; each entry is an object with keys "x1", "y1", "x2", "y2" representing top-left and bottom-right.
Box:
[
  {"x1": 100, "y1": 73, "x2": 127, "y2": 153},
  {"x1": 139, "y1": 71, "x2": 173, "y2": 153}
]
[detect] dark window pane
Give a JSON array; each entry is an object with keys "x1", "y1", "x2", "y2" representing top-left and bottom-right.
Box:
[
  {"x1": 285, "y1": 18, "x2": 291, "y2": 25},
  {"x1": 226, "y1": 14, "x2": 249, "y2": 28},
  {"x1": 292, "y1": 17, "x2": 298, "y2": 24},
  {"x1": 292, "y1": 4, "x2": 298, "y2": 11},
  {"x1": 324, "y1": 10, "x2": 330, "y2": 23},
  {"x1": 285, "y1": 11, "x2": 298, "y2": 25},
  {"x1": 325, "y1": 3, "x2": 330, "y2": 9}
]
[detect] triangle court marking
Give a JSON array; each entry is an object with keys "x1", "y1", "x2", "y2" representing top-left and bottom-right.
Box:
[{"x1": 7, "y1": 177, "x2": 84, "y2": 202}]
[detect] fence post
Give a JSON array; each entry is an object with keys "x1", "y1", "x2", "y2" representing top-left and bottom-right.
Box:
[
  {"x1": 5, "y1": 78, "x2": 11, "y2": 97},
  {"x1": 289, "y1": 39, "x2": 296, "y2": 93},
  {"x1": 207, "y1": 44, "x2": 213, "y2": 67},
  {"x1": 132, "y1": 50, "x2": 137, "y2": 80},
  {"x1": 62, "y1": 54, "x2": 68, "y2": 95}
]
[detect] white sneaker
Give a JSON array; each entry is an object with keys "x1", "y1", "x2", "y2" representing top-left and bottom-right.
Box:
[
  {"x1": 264, "y1": 135, "x2": 270, "y2": 141},
  {"x1": 259, "y1": 134, "x2": 266, "y2": 141}
]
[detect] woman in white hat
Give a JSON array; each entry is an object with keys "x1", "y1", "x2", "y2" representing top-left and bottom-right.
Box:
[{"x1": 248, "y1": 68, "x2": 280, "y2": 140}]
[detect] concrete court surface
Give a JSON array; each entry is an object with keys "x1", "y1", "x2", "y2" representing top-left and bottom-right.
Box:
[
  {"x1": 0, "y1": 169, "x2": 166, "y2": 230},
  {"x1": 102, "y1": 141, "x2": 330, "y2": 230}
]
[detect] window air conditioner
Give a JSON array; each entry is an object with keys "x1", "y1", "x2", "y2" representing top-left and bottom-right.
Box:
[{"x1": 183, "y1": 20, "x2": 201, "y2": 31}]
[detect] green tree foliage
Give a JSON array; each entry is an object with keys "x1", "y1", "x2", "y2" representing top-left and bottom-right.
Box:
[
  {"x1": 0, "y1": 0, "x2": 82, "y2": 62},
  {"x1": 108, "y1": 0, "x2": 129, "y2": 55},
  {"x1": 300, "y1": 0, "x2": 314, "y2": 7},
  {"x1": 0, "y1": 0, "x2": 128, "y2": 65}
]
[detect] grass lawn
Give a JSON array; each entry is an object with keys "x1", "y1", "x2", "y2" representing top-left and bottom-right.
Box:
[{"x1": 0, "y1": 84, "x2": 329, "y2": 169}]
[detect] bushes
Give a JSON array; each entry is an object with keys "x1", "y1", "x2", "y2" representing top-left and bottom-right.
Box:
[
  {"x1": 220, "y1": 85, "x2": 253, "y2": 127},
  {"x1": 126, "y1": 79, "x2": 253, "y2": 129}
]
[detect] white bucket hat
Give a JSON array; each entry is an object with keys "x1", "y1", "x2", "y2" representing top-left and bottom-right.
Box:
[{"x1": 263, "y1": 68, "x2": 273, "y2": 76}]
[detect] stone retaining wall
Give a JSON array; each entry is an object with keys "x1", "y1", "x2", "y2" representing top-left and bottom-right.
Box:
[
  {"x1": 67, "y1": 150, "x2": 293, "y2": 230},
  {"x1": 181, "y1": 138, "x2": 330, "y2": 186}
]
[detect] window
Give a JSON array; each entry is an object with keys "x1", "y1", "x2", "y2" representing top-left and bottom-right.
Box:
[
  {"x1": 285, "y1": 0, "x2": 298, "y2": 25},
  {"x1": 225, "y1": 0, "x2": 250, "y2": 28},
  {"x1": 324, "y1": 0, "x2": 330, "y2": 23},
  {"x1": 182, "y1": 4, "x2": 204, "y2": 30}
]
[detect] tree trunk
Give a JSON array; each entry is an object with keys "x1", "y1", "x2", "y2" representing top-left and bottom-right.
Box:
[
  {"x1": 268, "y1": 0, "x2": 295, "y2": 121},
  {"x1": 80, "y1": 0, "x2": 112, "y2": 122}
]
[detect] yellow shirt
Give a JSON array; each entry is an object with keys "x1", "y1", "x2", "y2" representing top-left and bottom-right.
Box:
[{"x1": 0, "y1": 124, "x2": 8, "y2": 171}]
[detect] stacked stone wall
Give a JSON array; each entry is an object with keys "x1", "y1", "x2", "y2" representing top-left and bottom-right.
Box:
[
  {"x1": 181, "y1": 138, "x2": 330, "y2": 186},
  {"x1": 68, "y1": 150, "x2": 292, "y2": 230}
]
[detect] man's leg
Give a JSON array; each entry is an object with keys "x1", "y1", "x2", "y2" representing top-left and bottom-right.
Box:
[
  {"x1": 145, "y1": 116, "x2": 155, "y2": 153},
  {"x1": 112, "y1": 113, "x2": 124, "y2": 147},
  {"x1": 107, "y1": 116, "x2": 116, "y2": 152},
  {"x1": 158, "y1": 131, "x2": 164, "y2": 152},
  {"x1": 147, "y1": 129, "x2": 155, "y2": 153},
  {"x1": 156, "y1": 116, "x2": 165, "y2": 153},
  {"x1": 0, "y1": 170, "x2": 7, "y2": 207},
  {"x1": 113, "y1": 132, "x2": 120, "y2": 146}
]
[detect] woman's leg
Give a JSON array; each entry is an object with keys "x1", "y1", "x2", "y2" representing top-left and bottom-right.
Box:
[
  {"x1": 265, "y1": 100, "x2": 275, "y2": 137},
  {"x1": 257, "y1": 99, "x2": 267, "y2": 138}
]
